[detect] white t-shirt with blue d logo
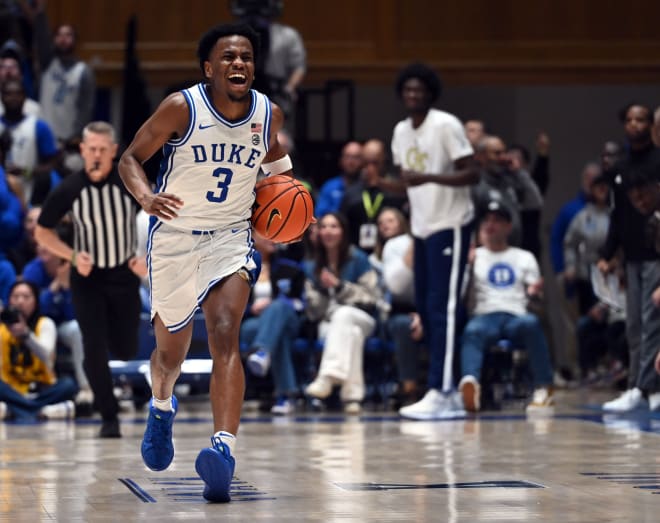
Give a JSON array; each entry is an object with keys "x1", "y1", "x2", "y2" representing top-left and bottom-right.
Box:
[{"x1": 472, "y1": 247, "x2": 540, "y2": 316}]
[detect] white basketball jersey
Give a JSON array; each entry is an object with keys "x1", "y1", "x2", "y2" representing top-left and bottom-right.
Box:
[{"x1": 157, "y1": 84, "x2": 272, "y2": 231}]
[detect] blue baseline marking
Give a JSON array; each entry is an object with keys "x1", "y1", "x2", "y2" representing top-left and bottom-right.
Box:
[{"x1": 119, "y1": 478, "x2": 157, "y2": 503}]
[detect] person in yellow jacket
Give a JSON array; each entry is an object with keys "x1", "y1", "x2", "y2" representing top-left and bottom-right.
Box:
[{"x1": 0, "y1": 280, "x2": 77, "y2": 421}]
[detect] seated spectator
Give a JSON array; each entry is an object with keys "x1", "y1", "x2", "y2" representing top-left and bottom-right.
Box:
[
  {"x1": 241, "y1": 233, "x2": 306, "y2": 415},
  {"x1": 458, "y1": 201, "x2": 554, "y2": 414},
  {"x1": 0, "y1": 79, "x2": 60, "y2": 207},
  {"x1": 8, "y1": 205, "x2": 40, "y2": 274},
  {"x1": 303, "y1": 212, "x2": 381, "y2": 414},
  {"x1": 0, "y1": 280, "x2": 77, "y2": 421},
  {"x1": 369, "y1": 207, "x2": 422, "y2": 407},
  {"x1": 23, "y1": 243, "x2": 92, "y2": 407},
  {"x1": 0, "y1": 51, "x2": 41, "y2": 117},
  {"x1": 340, "y1": 139, "x2": 407, "y2": 253},
  {"x1": 315, "y1": 141, "x2": 363, "y2": 218}
]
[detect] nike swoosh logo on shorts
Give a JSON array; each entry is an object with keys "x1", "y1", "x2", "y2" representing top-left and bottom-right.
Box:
[
  {"x1": 198, "y1": 123, "x2": 214, "y2": 130},
  {"x1": 231, "y1": 228, "x2": 240, "y2": 233}
]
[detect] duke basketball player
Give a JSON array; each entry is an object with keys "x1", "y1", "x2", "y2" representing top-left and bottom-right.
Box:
[{"x1": 119, "y1": 22, "x2": 294, "y2": 502}]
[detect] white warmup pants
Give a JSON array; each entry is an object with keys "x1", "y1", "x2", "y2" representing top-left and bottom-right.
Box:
[{"x1": 318, "y1": 305, "x2": 376, "y2": 402}]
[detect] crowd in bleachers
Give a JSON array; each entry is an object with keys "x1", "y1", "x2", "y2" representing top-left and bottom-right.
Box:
[{"x1": 2, "y1": 2, "x2": 660, "y2": 426}]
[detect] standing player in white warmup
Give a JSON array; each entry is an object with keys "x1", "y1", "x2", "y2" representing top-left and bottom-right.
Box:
[
  {"x1": 118, "y1": 23, "x2": 293, "y2": 502},
  {"x1": 390, "y1": 63, "x2": 479, "y2": 420}
]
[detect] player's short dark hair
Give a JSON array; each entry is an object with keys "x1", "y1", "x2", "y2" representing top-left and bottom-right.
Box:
[
  {"x1": 395, "y1": 63, "x2": 442, "y2": 103},
  {"x1": 618, "y1": 102, "x2": 653, "y2": 124},
  {"x1": 197, "y1": 23, "x2": 260, "y2": 75}
]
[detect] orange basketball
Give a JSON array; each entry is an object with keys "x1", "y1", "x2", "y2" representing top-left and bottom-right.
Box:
[{"x1": 252, "y1": 175, "x2": 315, "y2": 243}]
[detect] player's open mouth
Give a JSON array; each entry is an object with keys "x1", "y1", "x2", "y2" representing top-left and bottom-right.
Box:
[{"x1": 228, "y1": 73, "x2": 247, "y2": 85}]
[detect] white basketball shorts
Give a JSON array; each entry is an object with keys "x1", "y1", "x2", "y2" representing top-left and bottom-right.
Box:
[{"x1": 147, "y1": 221, "x2": 258, "y2": 332}]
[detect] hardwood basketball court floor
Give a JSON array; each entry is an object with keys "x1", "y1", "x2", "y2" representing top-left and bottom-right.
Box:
[{"x1": 1, "y1": 389, "x2": 658, "y2": 522}]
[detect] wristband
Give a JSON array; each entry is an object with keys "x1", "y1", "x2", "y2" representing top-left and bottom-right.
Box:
[{"x1": 261, "y1": 155, "x2": 293, "y2": 176}]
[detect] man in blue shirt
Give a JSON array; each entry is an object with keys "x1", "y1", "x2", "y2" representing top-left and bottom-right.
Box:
[{"x1": 315, "y1": 141, "x2": 363, "y2": 217}]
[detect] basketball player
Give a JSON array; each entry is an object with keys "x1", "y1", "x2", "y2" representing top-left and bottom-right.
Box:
[
  {"x1": 390, "y1": 63, "x2": 479, "y2": 420},
  {"x1": 118, "y1": 23, "x2": 294, "y2": 503}
]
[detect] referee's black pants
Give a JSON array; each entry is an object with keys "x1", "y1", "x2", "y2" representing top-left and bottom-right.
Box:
[{"x1": 71, "y1": 264, "x2": 141, "y2": 421}]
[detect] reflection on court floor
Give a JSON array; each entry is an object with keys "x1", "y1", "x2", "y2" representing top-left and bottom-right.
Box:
[{"x1": 1, "y1": 389, "x2": 659, "y2": 522}]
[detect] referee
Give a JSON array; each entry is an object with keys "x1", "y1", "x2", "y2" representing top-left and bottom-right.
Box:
[{"x1": 35, "y1": 121, "x2": 142, "y2": 438}]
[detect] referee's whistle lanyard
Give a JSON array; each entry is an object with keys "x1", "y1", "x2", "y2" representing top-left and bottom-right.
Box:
[{"x1": 362, "y1": 191, "x2": 384, "y2": 221}]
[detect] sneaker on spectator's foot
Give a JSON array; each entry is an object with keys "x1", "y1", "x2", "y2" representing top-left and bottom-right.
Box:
[
  {"x1": 0, "y1": 401, "x2": 7, "y2": 420},
  {"x1": 648, "y1": 392, "x2": 660, "y2": 412},
  {"x1": 602, "y1": 387, "x2": 643, "y2": 413},
  {"x1": 74, "y1": 388, "x2": 94, "y2": 418},
  {"x1": 270, "y1": 397, "x2": 294, "y2": 415},
  {"x1": 141, "y1": 396, "x2": 178, "y2": 471},
  {"x1": 399, "y1": 389, "x2": 449, "y2": 420},
  {"x1": 305, "y1": 376, "x2": 334, "y2": 399},
  {"x1": 525, "y1": 387, "x2": 555, "y2": 415},
  {"x1": 195, "y1": 435, "x2": 235, "y2": 502},
  {"x1": 247, "y1": 349, "x2": 271, "y2": 377},
  {"x1": 99, "y1": 418, "x2": 121, "y2": 438},
  {"x1": 75, "y1": 388, "x2": 94, "y2": 405},
  {"x1": 459, "y1": 375, "x2": 481, "y2": 413},
  {"x1": 41, "y1": 400, "x2": 75, "y2": 420},
  {"x1": 344, "y1": 401, "x2": 361, "y2": 415}
]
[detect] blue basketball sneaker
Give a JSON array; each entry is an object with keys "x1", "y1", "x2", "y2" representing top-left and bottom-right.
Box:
[
  {"x1": 195, "y1": 435, "x2": 235, "y2": 502},
  {"x1": 141, "y1": 395, "x2": 178, "y2": 471}
]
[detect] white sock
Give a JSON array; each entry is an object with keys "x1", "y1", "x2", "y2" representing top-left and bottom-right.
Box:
[
  {"x1": 214, "y1": 430, "x2": 236, "y2": 454},
  {"x1": 152, "y1": 396, "x2": 173, "y2": 412}
]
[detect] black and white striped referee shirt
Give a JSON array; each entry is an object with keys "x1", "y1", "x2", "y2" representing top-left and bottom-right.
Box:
[{"x1": 38, "y1": 166, "x2": 140, "y2": 269}]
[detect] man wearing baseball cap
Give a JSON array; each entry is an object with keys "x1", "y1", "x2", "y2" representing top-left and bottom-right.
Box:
[{"x1": 458, "y1": 199, "x2": 555, "y2": 414}]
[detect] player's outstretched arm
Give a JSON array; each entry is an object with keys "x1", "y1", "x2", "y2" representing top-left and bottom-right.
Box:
[{"x1": 118, "y1": 93, "x2": 188, "y2": 220}]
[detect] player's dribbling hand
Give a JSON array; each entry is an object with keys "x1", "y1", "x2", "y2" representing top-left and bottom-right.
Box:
[{"x1": 141, "y1": 193, "x2": 184, "y2": 220}]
